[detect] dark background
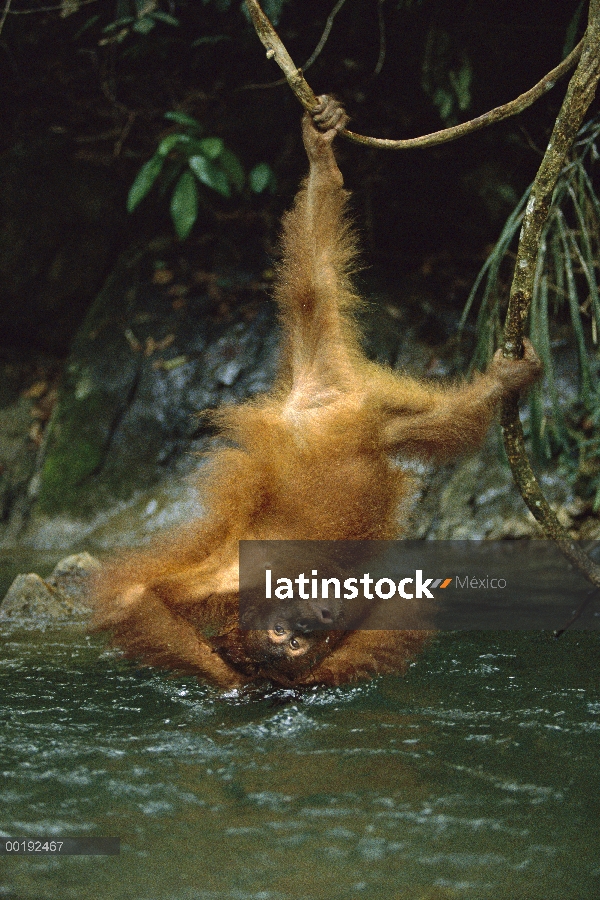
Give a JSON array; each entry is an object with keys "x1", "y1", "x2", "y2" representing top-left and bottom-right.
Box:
[{"x1": 0, "y1": 0, "x2": 589, "y2": 353}]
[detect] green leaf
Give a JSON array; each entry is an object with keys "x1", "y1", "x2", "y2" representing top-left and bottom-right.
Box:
[
  {"x1": 556, "y1": 212, "x2": 592, "y2": 401},
  {"x1": 459, "y1": 184, "x2": 529, "y2": 334},
  {"x1": 199, "y1": 137, "x2": 224, "y2": 160},
  {"x1": 74, "y1": 14, "x2": 101, "y2": 40},
  {"x1": 433, "y1": 88, "x2": 454, "y2": 122},
  {"x1": 102, "y1": 16, "x2": 134, "y2": 32},
  {"x1": 249, "y1": 162, "x2": 273, "y2": 194},
  {"x1": 182, "y1": 138, "x2": 215, "y2": 156},
  {"x1": 164, "y1": 111, "x2": 203, "y2": 131},
  {"x1": 219, "y1": 148, "x2": 245, "y2": 192},
  {"x1": 157, "y1": 133, "x2": 191, "y2": 156},
  {"x1": 132, "y1": 16, "x2": 155, "y2": 34},
  {"x1": 189, "y1": 155, "x2": 231, "y2": 197},
  {"x1": 449, "y1": 59, "x2": 472, "y2": 111},
  {"x1": 537, "y1": 250, "x2": 568, "y2": 447},
  {"x1": 191, "y1": 35, "x2": 230, "y2": 47},
  {"x1": 127, "y1": 154, "x2": 164, "y2": 212},
  {"x1": 150, "y1": 10, "x2": 179, "y2": 26},
  {"x1": 155, "y1": 159, "x2": 183, "y2": 199},
  {"x1": 170, "y1": 171, "x2": 198, "y2": 239}
]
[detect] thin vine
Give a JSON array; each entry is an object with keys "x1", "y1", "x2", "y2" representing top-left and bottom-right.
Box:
[
  {"x1": 244, "y1": 0, "x2": 600, "y2": 623},
  {"x1": 244, "y1": 0, "x2": 583, "y2": 150},
  {"x1": 500, "y1": 0, "x2": 600, "y2": 608}
]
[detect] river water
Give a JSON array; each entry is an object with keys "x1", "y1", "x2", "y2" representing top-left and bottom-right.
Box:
[{"x1": 1, "y1": 622, "x2": 598, "y2": 900}]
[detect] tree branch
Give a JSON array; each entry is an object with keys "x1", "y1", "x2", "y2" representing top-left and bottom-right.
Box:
[
  {"x1": 245, "y1": 0, "x2": 600, "y2": 621},
  {"x1": 242, "y1": 0, "x2": 348, "y2": 92},
  {"x1": 302, "y1": 0, "x2": 348, "y2": 73},
  {"x1": 373, "y1": 0, "x2": 386, "y2": 77},
  {"x1": 347, "y1": 40, "x2": 584, "y2": 148},
  {"x1": 245, "y1": 0, "x2": 318, "y2": 111},
  {"x1": 501, "y1": 1, "x2": 600, "y2": 606},
  {"x1": 0, "y1": 0, "x2": 12, "y2": 37},
  {"x1": 244, "y1": 0, "x2": 583, "y2": 150}
]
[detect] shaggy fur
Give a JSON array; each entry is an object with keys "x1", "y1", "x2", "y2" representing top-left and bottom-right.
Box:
[{"x1": 92, "y1": 98, "x2": 541, "y2": 690}]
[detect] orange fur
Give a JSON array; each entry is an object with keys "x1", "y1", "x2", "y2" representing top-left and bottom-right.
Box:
[{"x1": 92, "y1": 97, "x2": 541, "y2": 690}]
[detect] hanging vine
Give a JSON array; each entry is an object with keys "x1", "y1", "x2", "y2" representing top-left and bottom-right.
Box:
[{"x1": 244, "y1": 0, "x2": 600, "y2": 618}]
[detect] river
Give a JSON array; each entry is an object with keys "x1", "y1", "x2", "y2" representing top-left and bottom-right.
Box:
[{"x1": 1, "y1": 621, "x2": 598, "y2": 899}]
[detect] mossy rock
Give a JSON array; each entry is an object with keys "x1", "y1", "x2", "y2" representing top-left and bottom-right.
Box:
[{"x1": 33, "y1": 245, "x2": 279, "y2": 519}]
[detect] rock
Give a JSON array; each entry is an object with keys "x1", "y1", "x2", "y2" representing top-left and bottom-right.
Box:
[
  {"x1": 1, "y1": 573, "x2": 67, "y2": 619},
  {"x1": 30, "y1": 251, "x2": 279, "y2": 522},
  {"x1": 47, "y1": 551, "x2": 102, "y2": 601},
  {"x1": 0, "y1": 552, "x2": 100, "y2": 620}
]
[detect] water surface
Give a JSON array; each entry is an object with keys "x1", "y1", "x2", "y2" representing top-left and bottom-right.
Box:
[{"x1": 1, "y1": 623, "x2": 598, "y2": 900}]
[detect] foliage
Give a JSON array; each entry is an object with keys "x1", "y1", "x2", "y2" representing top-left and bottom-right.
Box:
[
  {"x1": 461, "y1": 116, "x2": 600, "y2": 506},
  {"x1": 248, "y1": 161, "x2": 277, "y2": 194},
  {"x1": 98, "y1": 0, "x2": 289, "y2": 42},
  {"x1": 581, "y1": 381, "x2": 600, "y2": 511},
  {"x1": 558, "y1": 377, "x2": 600, "y2": 513},
  {"x1": 127, "y1": 111, "x2": 275, "y2": 238},
  {"x1": 99, "y1": 0, "x2": 180, "y2": 44},
  {"x1": 421, "y1": 27, "x2": 472, "y2": 124}
]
